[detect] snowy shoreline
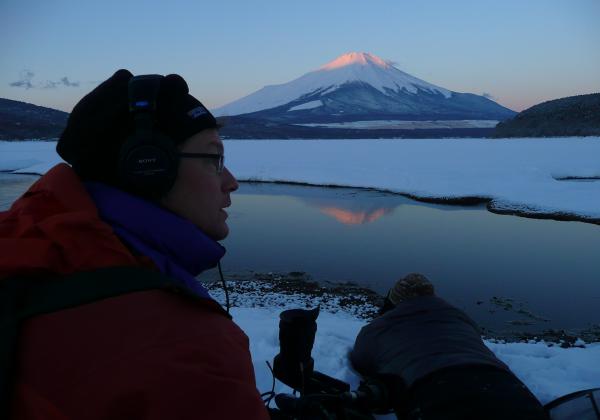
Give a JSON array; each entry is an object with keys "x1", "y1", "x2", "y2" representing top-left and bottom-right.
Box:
[
  {"x1": 205, "y1": 272, "x2": 600, "y2": 406},
  {"x1": 2, "y1": 138, "x2": 600, "y2": 225},
  {"x1": 206, "y1": 270, "x2": 600, "y2": 344},
  {"x1": 225, "y1": 137, "x2": 600, "y2": 226}
]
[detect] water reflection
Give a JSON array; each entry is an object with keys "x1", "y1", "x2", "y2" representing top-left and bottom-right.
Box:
[
  {"x1": 219, "y1": 182, "x2": 600, "y2": 334},
  {"x1": 237, "y1": 182, "x2": 479, "y2": 227},
  {"x1": 319, "y1": 207, "x2": 393, "y2": 225},
  {"x1": 292, "y1": 190, "x2": 397, "y2": 225}
]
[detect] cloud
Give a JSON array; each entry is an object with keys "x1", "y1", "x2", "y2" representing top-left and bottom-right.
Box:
[
  {"x1": 41, "y1": 77, "x2": 80, "y2": 89},
  {"x1": 482, "y1": 92, "x2": 497, "y2": 100},
  {"x1": 9, "y1": 70, "x2": 35, "y2": 89},
  {"x1": 60, "y1": 77, "x2": 80, "y2": 87},
  {"x1": 9, "y1": 70, "x2": 80, "y2": 89}
]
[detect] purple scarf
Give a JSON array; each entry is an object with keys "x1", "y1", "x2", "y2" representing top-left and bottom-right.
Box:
[{"x1": 84, "y1": 182, "x2": 225, "y2": 300}]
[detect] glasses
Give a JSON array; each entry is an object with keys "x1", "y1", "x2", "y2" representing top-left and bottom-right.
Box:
[{"x1": 179, "y1": 153, "x2": 225, "y2": 174}]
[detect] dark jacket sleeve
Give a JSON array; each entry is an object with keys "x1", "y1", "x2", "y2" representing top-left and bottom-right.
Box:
[{"x1": 350, "y1": 296, "x2": 509, "y2": 388}]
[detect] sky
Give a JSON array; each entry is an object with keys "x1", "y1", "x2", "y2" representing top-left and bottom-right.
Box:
[{"x1": 1, "y1": 0, "x2": 599, "y2": 113}]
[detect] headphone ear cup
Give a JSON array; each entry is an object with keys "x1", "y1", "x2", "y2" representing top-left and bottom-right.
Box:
[{"x1": 118, "y1": 132, "x2": 179, "y2": 198}]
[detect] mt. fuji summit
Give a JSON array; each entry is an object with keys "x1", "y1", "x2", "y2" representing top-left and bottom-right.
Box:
[{"x1": 213, "y1": 52, "x2": 515, "y2": 124}]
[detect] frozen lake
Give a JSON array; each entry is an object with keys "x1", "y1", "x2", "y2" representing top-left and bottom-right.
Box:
[{"x1": 2, "y1": 173, "x2": 599, "y2": 336}]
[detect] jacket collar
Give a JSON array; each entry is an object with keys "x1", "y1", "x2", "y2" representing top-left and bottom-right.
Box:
[{"x1": 84, "y1": 182, "x2": 225, "y2": 299}]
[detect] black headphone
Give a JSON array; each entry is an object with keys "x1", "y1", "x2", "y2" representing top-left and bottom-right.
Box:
[{"x1": 118, "y1": 74, "x2": 179, "y2": 199}]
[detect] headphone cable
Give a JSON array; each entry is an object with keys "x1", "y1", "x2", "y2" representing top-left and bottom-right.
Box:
[{"x1": 217, "y1": 261, "x2": 230, "y2": 314}]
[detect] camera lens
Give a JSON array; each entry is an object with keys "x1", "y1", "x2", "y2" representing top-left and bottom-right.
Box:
[{"x1": 273, "y1": 307, "x2": 320, "y2": 391}]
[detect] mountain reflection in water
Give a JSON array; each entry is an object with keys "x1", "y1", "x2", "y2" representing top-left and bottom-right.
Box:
[
  {"x1": 319, "y1": 207, "x2": 392, "y2": 225},
  {"x1": 239, "y1": 182, "x2": 408, "y2": 225},
  {"x1": 218, "y1": 181, "x2": 600, "y2": 334}
]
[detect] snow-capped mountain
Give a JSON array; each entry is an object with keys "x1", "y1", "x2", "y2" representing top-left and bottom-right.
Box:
[{"x1": 213, "y1": 52, "x2": 515, "y2": 123}]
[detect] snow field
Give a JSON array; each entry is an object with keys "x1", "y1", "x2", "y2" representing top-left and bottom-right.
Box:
[
  {"x1": 207, "y1": 283, "x2": 600, "y2": 407},
  {"x1": 225, "y1": 138, "x2": 600, "y2": 221},
  {"x1": 2, "y1": 137, "x2": 600, "y2": 220},
  {"x1": 234, "y1": 306, "x2": 600, "y2": 406}
]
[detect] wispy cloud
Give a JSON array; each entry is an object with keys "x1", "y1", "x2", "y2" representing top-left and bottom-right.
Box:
[
  {"x1": 9, "y1": 70, "x2": 80, "y2": 89},
  {"x1": 482, "y1": 92, "x2": 497, "y2": 100},
  {"x1": 9, "y1": 70, "x2": 35, "y2": 89},
  {"x1": 59, "y1": 76, "x2": 79, "y2": 87}
]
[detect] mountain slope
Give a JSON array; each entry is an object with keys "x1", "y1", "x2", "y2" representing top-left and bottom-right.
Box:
[
  {"x1": 214, "y1": 52, "x2": 516, "y2": 123},
  {"x1": 243, "y1": 82, "x2": 515, "y2": 123},
  {"x1": 0, "y1": 98, "x2": 68, "y2": 140},
  {"x1": 493, "y1": 93, "x2": 600, "y2": 138}
]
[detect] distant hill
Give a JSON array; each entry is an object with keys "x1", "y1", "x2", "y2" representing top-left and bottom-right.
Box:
[
  {"x1": 493, "y1": 93, "x2": 600, "y2": 138},
  {"x1": 0, "y1": 98, "x2": 68, "y2": 140}
]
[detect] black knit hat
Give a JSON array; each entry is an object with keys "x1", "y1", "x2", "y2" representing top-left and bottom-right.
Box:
[{"x1": 57, "y1": 69, "x2": 218, "y2": 186}]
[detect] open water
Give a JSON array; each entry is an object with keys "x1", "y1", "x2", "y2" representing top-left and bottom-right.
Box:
[{"x1": 2, "y1": 173, "x2": 599, "y2": 335}]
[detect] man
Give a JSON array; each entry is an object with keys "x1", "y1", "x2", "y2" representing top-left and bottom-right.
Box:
[
  {"x1": 351, "y1": 274, "x2": 549, "y2": 419},
  {"x1": 1, "y1": 70, "x2": 269, "y2": 419}
]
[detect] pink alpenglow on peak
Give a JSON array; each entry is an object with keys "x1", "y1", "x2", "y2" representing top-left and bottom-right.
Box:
[
  {"x1": 320, "y1": 52, "x2": 392, "y2": 71},
  {"x1": 213, "y1": 51, "x2": 453, "y2": 117}
]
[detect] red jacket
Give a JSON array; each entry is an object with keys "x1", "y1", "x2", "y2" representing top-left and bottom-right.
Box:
[{"x1": 1, "y1": 164, "x2": 269, "y2": 420}]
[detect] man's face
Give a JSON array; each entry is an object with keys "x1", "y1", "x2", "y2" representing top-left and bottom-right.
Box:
[{"x1": 161, "y1": 129, "x2": 238, "y2": 240}]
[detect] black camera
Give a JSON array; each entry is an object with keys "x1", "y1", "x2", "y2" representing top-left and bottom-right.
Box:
[
  {"x1": 271, "y1": 308, "x2": 389, "y2": 419},
  {"x1": 273, "y1": 307, "x2": 349, "y2": 395}
]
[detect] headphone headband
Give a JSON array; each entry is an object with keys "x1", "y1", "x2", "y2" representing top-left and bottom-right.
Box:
[
  {"x1": 118, "y1": 74, "x2": 179, "y2": 199},
  {"x1": 128, "y1": 75, "x2": 162, "y2": 114}
]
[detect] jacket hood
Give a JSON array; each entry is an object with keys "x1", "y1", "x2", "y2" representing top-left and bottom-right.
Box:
[{"x1": 0, "y1": 164, "x2": 151, "y2": 280}]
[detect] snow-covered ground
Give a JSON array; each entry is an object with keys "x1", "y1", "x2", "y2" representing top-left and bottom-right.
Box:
[
  {"x1": 209, "y1": 283, "x2": 600, "y2": 407},
  {"x1": 239, "y1": 305, "x2": 600, "y2": 407},
  {"x1": 2, "y1": 139, "x2": 600, "y2": 406},
  {"x1": 2, "y1": 138, "x2": 600, "y2": 222},
  {"x1": 226, "y1": 138, "x2": 600, "y2": 222},
  {"x1": 0, "y1": 140, "x2": 61, "y2": 174}
]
